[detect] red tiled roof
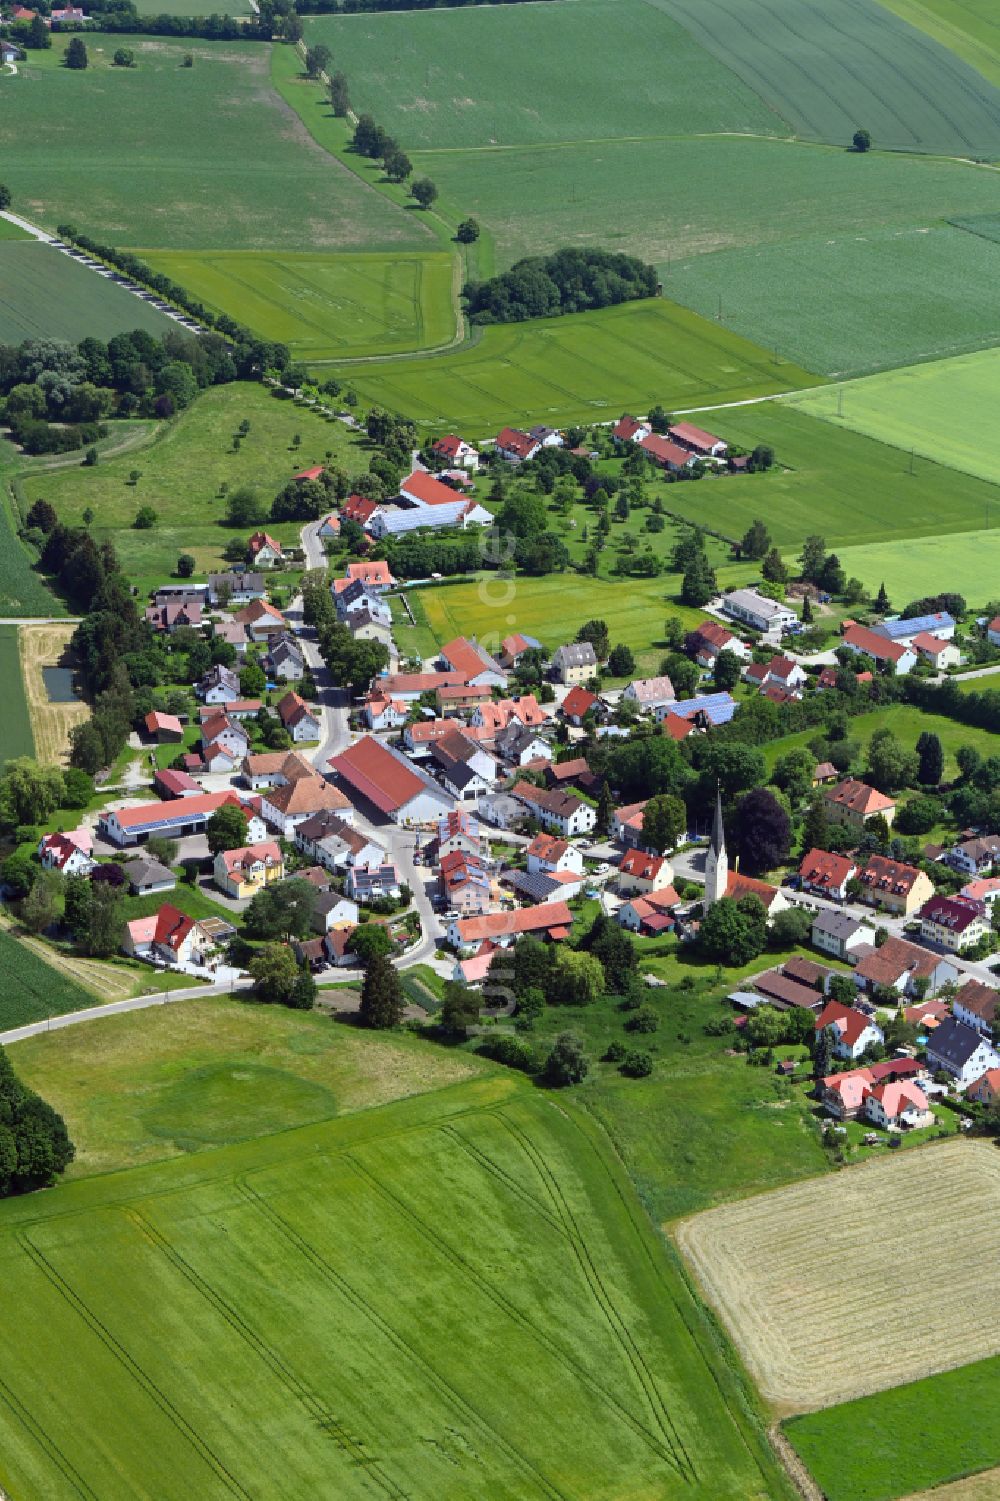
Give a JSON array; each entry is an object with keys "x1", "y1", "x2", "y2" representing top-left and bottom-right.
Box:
[
  {"x1": 452, "y1": 901, "x2": 573, "y2": 944},
  {"x1": 613, "y1": 415, "x2": 647, "y2": 440},
  {"x1": 661, "y1": 712, "x2": 695, "y2": 741},
  {"x1": 799, "y1": 847, "x2": 856, "y2": 889},
  {"x1": 441, "y1": 637, "x2": 494, "y2": 679},
  {"x1": 859, "y1": 853, "x2": 924, "y2": 896},
  {"x1": 330, "y1": 736, "x2": 426, "y2": 815},
  {"x1": 726, "y1": 871, "x2": 781, "y2": 909},
  {"x1": 620, "y1": 849, "x2": 666, "y2": 882},
  {"x1": 145, "y1": 711, "x2": 183, "y2": 736},
  {"x1": 843, "y1": 623, "x2": 908, "y2": 663},
  {"x1": 293, "y1": 465, "x2": 324, "y2": 482},
  {"x1": 247, "y1": 530, "x2": 282, "y2": 556},
  {"x1": 639, "y1": 433, "x2": 691, "y2": 468},
  {"x1": 561, "y1": 685, "x2": 597, "y2": 719},
  {"x1": 108, "y1": 790, "x2": 246, "y2": 830},
  {"x1": 669, "y1": 421, "x2": 722, "y2": 452},
  {"x1": 347, "y1": 560, "x2": 394, "y2": 587},
  {"x1": 496, "y1": 427, "x2": 538, "y2": 460},
  {"x1": 815, "y1": 1000, "x2": 875, "y2": 1048},
  {"x1": 400, "y1": 470, "x2": 462, "y2": 507},
  {"x1": 826, "y1": 778, "x2": 895, "y2": 817}
]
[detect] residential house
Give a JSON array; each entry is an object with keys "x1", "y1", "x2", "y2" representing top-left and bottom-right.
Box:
[
  {"x1": 330, "y1": 735, "x2": 454, "y2": 825},
  {"x1": 842, "y1": 622, "x2": 917, "y2": 674},
  {"x1": 560, "y1": 685, "x2": 599, "y2": 725},
  {"x1": 511, "y1": 781, "x2": 596, "y2": 838},
  {"x1": 295, "y1": 811, "x2": 384, "y2": 874},
  {"x1": 528, "y1": 424, "x2": 564, "y2": 449},
  {"x1": 342, "y1": 560, "x2": 395, "y2": 593},
  {"x1": 853, "y1": 935, "x2": 959, "y2": 996},
  {"x1": 919, "y1": 893, "x2": 989, "y2": 952},
  {"x1": 364, "y1": 692, "x2": 409, "y2": 732},
  {"x1": 144, "y1": 711, "x2": 184, "y2": 743},
  {"x1": 472, "y1": 694, "x2": 549, "y2": 734},
  {"x1": 123, "y1": 855, "x2": 176, "y2": 896},
  {"x1": 612, "y1": 414, "x2": 651, "y2": 445},
  {"x1": 722, "y1": 871, "x2": 790, "y2": 919},
  {"x1": 961, "y1": 877, "x2": 1000, "y2": 906},
  {"x1": 312, "y1": 893, "x2": 360, "y2": 933},
  {"x1": 440, "y1": 850, "x2": 494, "y2": 914},
  {"x1": 37, "y1": 830, "x2": 94, "y2": 876},
  {"x1": 478, "y1": 791, "x2": 526, "y2": 830},
  {"x1": 623, "y1": 676, "x2": 675, "y2": 713},
  {"x1": 144, "y1": 601, "x2": 203, "y2": 633},
  {"x1": 240, "y1": 749, "x2": 315, "y2": 791},
  {"x1": 213, "y1": 841, "x2": 284, "y2": 899},
  {"x1": 988, "y1": 616, "x2": 1000, "y2": 649},
  {"x1": 346, "y1": 864, "x2": 402, "y2": 903},
  {"x1": 123, "y1": 903, "x2": 232, "y2": 969},
  {"x1": 639, "y1": 433, "x2": 695, "y2": 472},
  {"x1": 198, "y1": 665, "x2": 241, "y2": 704},
  {"x1": 247, "y1": 531, "x2": 283, "y2": 568},
  {"x1": 197, "y1": 699, "x2": 260, "y2": 726},
  {"x1": 952, "y1": 978, "x2": 1000, "y2": 1037},
  {"x1": 616, "y1": 888, "x2": 679, "y2": 935},
  {"x1": 437, "y1": 683, "x2": 493, "y2": 715},
  {"x1": 526, "y1": 833, "x2": 584, "y2": 877},
  {"x1": 873, "y1": 612, "x2": 956, "y2": 645},
  {"x1": 820, "y1": 1059, "x2": 926, "y2": 1120},
  {"x1": 668, "y1": 421, "x2": 727, "y2": 457},
  {"x1": 799, "y1": 847, "x2": 858, "y2": 902},
  {"x1": 911, "y1": 632, "x2": 961, "y2": 670},
  {"x1": 857, "y1": 854, "x2": 933, "y2": 917},
  {"x1": 260, "y1": 777, "x2": 351, "y2": 840},
  {"x1": 200, "y1": 711, "x2": 250, "y2": 761},
  {"x1": 744, "y1": 655, "x2": 807, "y2": 695},
  {"x1": 863, "y1": 1080, "x2": 934, "y2": 1130},
  {"x1": 550, "y1": 641, "x2": 598, "y2": 684},
  {"x1": 825, "y1": 777, "x2": 897, "y2": 831},
  {"x1": 811, "y1": 909, "x2": 874, "y2": 963},
  {"x1": 439, "y1": 637, "x2": 507, "y2": 689},
  {"x1": 814, "y1": 1000, "x2": 884, "y2": 1060},
  {"x1": 317, "y1": 513, "x2": 340, "y2": 544},
  {"x1": 666, "y1": 692, "x2": 738, "y2": 728},
  {"x1": 544, "y1": 758, "x2": 600, "y2": 797},
  {"x1": 947, "y1": 835, "x2": 1000, "y2": 877},
  {"x1": 495, "y1": 427, "x2": 540, "y2": 464},
  {"x1": 447, "y1": 900, "x2": 573, "y2": 953},
  {"x1": 211, "y1": 621, "x2": 249, "y2": 656},
  {"x1": 431, "y1": 434, "x2": 479, "y2": 470},
  {"x1": 926, "y1": 1016, "x2": 1000, "y2": 1088},
  {"x1": 498, "y1": 633, "x2": 542, "y2": 669},
  {"x1": 234, "y1": 599, "x2": 287, "y2": 642},
  {"x1": 494, "y1": 725, "x2": 552, "y2": 767},
  {"x1": 812, "y1": 761, "x2": 839, "y2": 785},
  {"x1": 154, "y1": 768, "x2": 202, "y2": 799},
  {"x1": 720, "y1": 588, "x2": 797, "y2": 634},
  {"x1": 267, "y1": 635, "x2": 305, "y2": 682},
  {"x1": 687, "y1": 621, "x2": 749, "y2": 667},
  {"x1": 276, "y1": 690, "x2": 321, "y2": 743},
  {"x1": 347, "y1": 608, "x2": 395, "y2": 654},
  {"x1": 431, "y1": 809, "x2": 483, "y2": 862},
  {"x1": 430, "y1": 732, "x2": 496, "y2": 804},
  {"x1": 207, "y1": 572, "x2": 265, "y2": 605},
  {"x1": 618, "y1": 848, "x2": 675, "y2": 896},
  {"x1": 968, "y1": 1069, "x2": 1000, "y2": 1106}
]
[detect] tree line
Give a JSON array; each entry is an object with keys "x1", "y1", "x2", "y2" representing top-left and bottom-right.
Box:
[{"x1": 462, "y1": 249, "x2": 659, "y2": 324}]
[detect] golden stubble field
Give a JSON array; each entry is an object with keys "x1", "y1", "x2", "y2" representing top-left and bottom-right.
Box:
[
  {"x1": 676, "y1": 1139, "x2": 1000, "y2": 1412},
  {"x1": 19, "y1": 622, "x2": 87, "y2": 765}
]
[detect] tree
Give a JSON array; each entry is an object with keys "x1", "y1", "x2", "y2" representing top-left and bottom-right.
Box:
[
  {"x1": 588, "y1": 915, "x2": 637, "y2": 993},
  {"x1": 63, "y1": 874, "x2": 93, "y2": 940},
  {"x1": 595, "y1": 779, "x2": 613, "y2": 835},
  {"x1": 749, "y1": 444, "x2": 775, "y2": 472},
  {"x1": 853, "y1": 128, "x2": 872, "y2": 152},
  {"x1": 383, "y1": 147, "x2": 412, "y2": 184},
  {"x1": 550, "y1": 949, "x2": 605, "y2": 1006},
  {"x1": 289, "y1": 968, "x2": 317, "y2": 1011},
  {"x1": 642, "y1": 793, "x2": 686, "y2": 854},
  {"x1": 801, "y1": 594, "x2": 814, "y2": 625},
  {"x1": 456, "y1": 218, "x2": 480, "y2": 244},
  {"x1": 828, "y1": 972, "x2": 857, "y2": 1007},
  {"x1": 875, "y1": 581, "x2": 891, "y2": 614},
  {"x1": 304, "y1": 42, "x2": 331, "y2": 78},
  {"x1": 740, "y1": 518, "x2": 771, "y2": 560},
  {"x1": 134, "y1": 505, "x2": 157, "y2": 530},
  {"x1": 64, "y1": 37, "x2": 88, "y2": 69},
  {"x1": 239, "y1": 660, "x2": 266, "y2": 698},
  {"x1": 866, "y1": 728, "x2": 919, "y2": 792},
  {"x1": 176, "y1": 553, "x2": 195, "y2": 578},
  {"x1": 544, "y1": 1032, "x2": 589, "y2": 1087},
  {"x1": 410, "y1": 177, "x2": 438, "y2": 209},
  {"x1": 0, "y1": 759, "x2": 65, "y2": 826},
  {"x1": 359, "y1": 951, "x2": 403, "y2": 1029},
  {"x1": 348, "y1": 923, "x2": 393, "y2": 965},
  {"x1": 769, "y1": 905, "x2": 813, "y2": 949},
  {"x1": 917, "y1": 731, "x2": 944, "y2": 787},
  {"x1": 698, "y1": 895, "x2": 768, "y2": 965},
  {"x1": 112, "y1": 47, "x2": 135, "y2": 67},
  {"x1": 0, "y1": 185, "x2": 11, "y2": 211},
  {"x1": 206, "y1": 802, "x2": 249, "y2": 855},
  {"x1": 86, "y1": 881, "x2": 123, "y2": 958},
  {"x1": 244, "y1": 879, "x2": 315, "y2": 942},
  {"x1": 772, "y1": 747, "x2": 816, "y2": 807},
  {"x1": 732, "y1": 788, "x2": 791, "y2": 874},
  {"x1": 607, "y1": 643, "x2": 634, "y2": 677},
  {"x1": 681, "y1": 552, "x2": 717, "y2": 607},
  {"x1": 812, "y1": 1024, "x2": 833, "y2": 1080},
  {"x1": 226, "y1": 487, "x2": 264, "y2": 528},
  {"x1": 26, "y1": 499, "x2": 58, "y2": 533},
  {"x1": 577, "y1": 618, "x2": 610, "y2": 660},
  {"x1": 0, "y1": 1046, "x2": 75, "y2": 1196},
  {"x1": 439, "y1": 981, "x2": 480, "y2": 1035},
  {"x1": 20, "y1": 876, "x2": 58, "y2": 936},
  {"x1": 328, "y1": 70, "x2": 350, "y2": 115},
  {"x1": 662, "y1": 652, "x2": 698, "y2": 699},
  {"x1": 714, "y1": 648, "x2": 741, "y2": 692},
  {"x1": 249, "y1": 944, "x2": 298, "y2": 1006},
  {"x1": 761, "y1": 547, "x2": 788, "y2": 584},
  {"x1": 799, "y1": 534, "x2": 826, "y2": 583}
]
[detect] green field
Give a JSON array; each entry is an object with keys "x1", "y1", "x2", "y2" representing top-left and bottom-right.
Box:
[
  {"x1": 0, "y1": 1069, "x2": 795, "y2": 1501},
  {"x1": 0, "y1": 218, "x2": 32, "y2": 241},
  {"x1": 140, "y1": 248, "x2": 456, "y2": 360},
  {"x1": 658, "y1": 0, "x2": 1000, "y2": 156},
  {"x1": 0, "y1": 241, "x2": 175, "y2": 345},
  {"x1": 878, "y1": 0, "x2": 1000, "y2": 84},
  {"x1": 304, "y1": 0, "x2": 781, "y2": 149},
  {"x1": 0, "y1": 38, "x2": 427, "y2": 251},
  {"x1": 0, "y1": 626, "x2": 35, "y2": 768},
  {"x1": 669, "y1": 225, "x2": 1000, "y2": 376},
  {"x1": 761, "y1": 705, "x2": 1000, "y2": 781},
  {"x1": 0, "y1": 464, "x2": 62, "y2": 617},
  {"x1": 329, "y1": 298, "x2": 819, "y2": 433},
  {"x1": 131, "y1": 0, "x2": 250, "y2": 12},
  {"x1": 0, "y1": 927, "x2": 92, "y2": 1032},
  {"x1": 785, "y1": 1353, "x2": 1000, "y2": 1501},
  {"x1": 19, "y1": 382, "x2": 366, "y2": 593},
  {"x1": 650, "y1": 403, "x2": 1000, "y2": 551},
  {"x1": 835, "y1": 528, "x2": 1000, "y2": 602},
  {"x1": 787, "y1": 348, "x2": 1000, "y2": 486}
]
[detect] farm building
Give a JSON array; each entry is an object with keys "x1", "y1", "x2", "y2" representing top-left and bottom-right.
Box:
[{"x1": 330, "y1": 735, "x2": 454, "y2": 825}]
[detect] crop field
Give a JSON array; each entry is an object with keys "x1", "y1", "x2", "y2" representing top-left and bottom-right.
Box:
[
  {"x1": 0, "y1": 38, "x2": 427, "y2": 252},
  {"x1": 903, "y1": 1469, "x2": 1000, "y2": 1501},
  {"x1": 0, "y1": 218, "x2": 32, "y2": 241},
  {"x1": 658, "y1": 0, "x2": 1000, "y2": 157},
  {"x1": 877, "y1": 0, "x2": 1000, "y2": 84},
  {"x1": 835, "y1": 528, "x2": 1000, "y2": 603},
  {"x1": 0, "y1": 626, "x2": 35, "y2": 766},
  {"x1": 678, "y1": 1139, "x2": 1000, "y2": 1412},
  {"x1": 331, "y1": 299, "x2": 819, "y2": 433},
  {"x1": 669, "y1": 224, "x2": 1000, "y2": 376},
  {"x1": 305, "y1": 0, "x2": 781, "y2": 150},
  {"x1": 654, "y1": 403, "x2": 1000, "y2": 551},
  {"x1": 0, "y1": 241, "x2": 174, "y2": 346},
  {"x1": 132, "y1": 0, "x2": 249, "y2": 12},
  {"x1": 0, "y1": 926, "x2": 93, "y2": 1032},
  {"x1": 786, "y1": 1353, "x2": 1000, "y2": 1501},
  {"x1": 0, "y1": 1076, "x2": 795, "y2": 1501},
  {"x1": 788, "y1": 347, "x2": 1000, "y2": 486},
  {"x1": 140, "y1": 248, "x2": 456, "y2": 361}
]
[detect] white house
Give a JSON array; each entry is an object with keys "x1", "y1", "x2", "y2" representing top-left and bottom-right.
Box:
[
  {"x1": 926, "y1": 1017, "x2": 1000, "y2": 1088},
  {"x1": 623, "y1": 676, "x2": 675, "y2": 713},
  {"x1": 815, "y1": 1000, "x2": 884, "y2": 1061},
  {"x1": 276, "y1": 691, "x2": 321, "y2": 743},
  {"x1": 511, "y1": 781, "x2": 596, "y2": 838},
  {"x1": 38, "y1": 830, "x2": 94, "y2": 876},
  {"x1": 811, "y1": 909, "x2": 874, "y2": 963},
  {"x1": 720, "y1": 588, "x2": 797, "y2": 635},
  {"x1": 526, "y1": 832, "x2": 584, "y2": 877},
  {"x1": 863, "y1": 1081, "x2": 934, "y2": 1131},
  {"x1": 911, "y1": 632, "x2": 961, "y2": 671}
]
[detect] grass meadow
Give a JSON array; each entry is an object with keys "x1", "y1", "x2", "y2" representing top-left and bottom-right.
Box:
[
  {"x1": 304, "y1": 0, "x2": 781, "y2": 149},
  {"x1": 0, "y1": 626, "x2": 35, "y2": 767},
  {"x1": 655, "y1": 404, "x2": 1000, "y2": 551},
  {"x1": 0, "y1": 927, "x2": 92, "y2": 1031},
  {"x1": 0, "y1": 37, "x2": 427, "y2": 251},
  {"x1": 835, "y1": 528, "x2": 1000, "y2": 604},
  {"x1": 760, "y1": 704, "x2": 1000, "y2": 780},
  {"x1": 330, "y1": 299, "x2": 819, "y2": 433},
  {"x1": 658, "y1": 0, "x2": 1000, "y2": 156},
  {"x1": 0, "y1": 242, "x2": 175, "y2": 346},
  {"x1": 787, "y1": 348, "x2": 1000, "y2": 486},
  {"x1": 0, "y1": 218, "x2": 32, "y2": 241},
  {"x1": 785, "y1": 1351, "x2": 1000, "y2": 1501},
  {"x1": 0, "y1": 1073, "x2": 796, "y2": 1501},
  {"x1": 140, "y1": 248, "x2": 456, "y2": 360}
]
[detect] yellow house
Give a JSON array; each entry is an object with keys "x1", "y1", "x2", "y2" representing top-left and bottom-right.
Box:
[
  {"x1": 213, "y1": 841, "x2": 284, "y2": 900},
  {"x1": 857, "y1": 855, "x2": 933, "y2": 917},
  {"x1": 824, "y1": 777, "x2": 896, "y2": 831}
]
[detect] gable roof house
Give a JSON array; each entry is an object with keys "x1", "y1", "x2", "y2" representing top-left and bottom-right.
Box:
[
  {"x1": 276, "y1": 690, "x2": 321, "y2": 743},
  {"x1": 952, "y1": 979, "x2": 1000, "y2": 1037},
  {"x1": 511, "y1": 781, "x2": 597, "y2": 838},
  {"x1": 38, "y1": 830, "x2": 94, "y2": 876},
  {"x1": 618, "y1": 847, "x2": 674, "y2": 895},
  {"x1": 815, "y1": 1000, "x2": 884, "y2": 1060},
  {"x1": 911, "y1": 631, "x2": 961, "y2": 670},
  {"x1": 363, "y1": 692, "x2": 409, "y2": 733},
  {"x1": 811, "y1": 909, "x2": 874, "y2": 963},
  {"x1": 857, "y1": 854, "x2": 933, "y2": 917},
  {"x1": 668, "y1": 422, "x2": 727, "y2": 457},
  {"x1": 431, "y1": 434, "x2": 480, "y2": 470},
  {"x1": 918, "y1": 893, "x2": 989, "y2": 952},
  {"x1": 234, "y1": 599, "x2": 287, "y2": 642},
  {"x1": 330, "y1": 735, "x2": 454, "y2": 826},
  {"x1": 687, "y1": 621, "x2": 750, "y2": 667},
  {"x1": 213, "y1": 841, "x2": 284, "y2": 900},
  {"x1": 550, "y1": 641, "x2": 598, "y2": 685},
  {"x1": 863, "y1": 1080, "x2": 934, "y2": 1131},
  {"x1": 799, "y1": 847, "x2": 858, "y2": 902},
  {"x1": 498, "y1": 633, "x2": 542, "y2": 669},
  {"x1": 144, "y1": 711, "x2": 184, "y2": 744},
  {"x1": 495, "y1": 427, "x2": 541, "y2": 464},
  {"x1": 825, "y1": 777, "x2": 897, "y2": 831},
  {"x1": 946, "y1": 834, "x2": 1000, "y2": 877},
  {"x1": 639, "y1": 433, "x2": 695, "y2": 472},
  {"x1": 623, "y1": 675, "x2": 675, "y2": 712},
  {"x1": 853, "y1": 935, "x2": 959, "y2": 996},
  {"x1": 560, "y1": 685, "x2": 599, "y2": 725},
  {"x1": 494, "y1": 725, "x2": 552, "y2": 767},
  {"x1": 616, "y1": 887, "x2": 679, "y2": 935},
  {"x1": 123, "y1": 854, "x2": 176, "y2": 897},
  {"x1": 526, "y1": 832, "x2": 584, "y2": 877},
  {"x1": 820, "y1": 1058, "x2": 926, "y2": 1120},
  {"x1": 198, "y1": 665, "x2": 241, "y2": 704},
  {"x1": 240, "y1": 749, "x2": 316, "y2": 791},
  {"x1": 294, "y1": 811, "x2": 384, "y2": 873},
  {"x1": 720, "y1": 588, "x2": 797, "y2": 636},
  {"x1": 612, "y1": 414, "x2": 652, "y2": 445},
  {"x1": 842, "y1": 622, "x2": 917, "y2": 675},
  {"x1": 207, "y1": 572, "x2": 265, "y2": 605},
  {"x1": 439, "y1": 637, "x2": 507, "y2": 689},
  {"x1": 259, "y1": 776, "x2": 351, "y2": 839},
  {"x1": 926, "y1": 1016, "x2": 1000, "y2": 1087},
  {"x1": 246, "y1": 531, "x2": 283, "y2": 568},
  {"x1": 447, "y1": 900, "x2": 573, "y2": 954},
  {"x1": 267, "y1": 635, "x2": 305, "y2": 682},
  {"x1": 873, "y1": 611, "x2": 956, "y2": 645}
]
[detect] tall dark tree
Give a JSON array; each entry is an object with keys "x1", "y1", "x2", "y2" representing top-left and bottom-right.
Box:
[
  {"x1": 544, "y1": 1032, "x2": 589, "y2": 1087},
  {"x1": 875, "y1": 581, "x2": 891, "y2": 613},
  {"x1": 64, "y1": 36, "x2": 88, "y2": 69},
  {"x1": 740, "y1": 518, "x2": 771, "y2": 560},
  {"x1": 917, "y1": 731, "x2": 944, "y2": 787},
  {"x1": 732, "y1": 788, "x2": 791, "y2": 875},
  {"x1": 359, "y1": 952, "x2": 403, "y2": 1030},
  {"x1": 0, "y1": 1046, "x2": 74, "y2": 1196}
]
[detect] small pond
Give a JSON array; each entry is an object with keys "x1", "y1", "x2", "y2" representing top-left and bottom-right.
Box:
[{"x1": 43, "y1": 666, "x2": 79, "y2": 704}]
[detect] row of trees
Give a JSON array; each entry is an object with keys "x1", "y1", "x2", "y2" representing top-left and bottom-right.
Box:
[{"x1": 351, "y1": 114, "x2": 438, "y2": 206}]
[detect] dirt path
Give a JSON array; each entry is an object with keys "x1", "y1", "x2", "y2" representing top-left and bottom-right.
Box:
[
  {"x1": 0, "y1": 912, "x2": 138, "y2": 1002},
  {"x1": 769, "y1": 1424, "x2": 824, "y2": 1501},
  {"x1": 19, "y1": 622, "x2": 87, "y2": 766}
]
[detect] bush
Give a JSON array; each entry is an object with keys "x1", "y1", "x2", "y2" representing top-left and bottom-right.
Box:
[
  {"x1": 620, "y1": 1050, "x2": 653, "y2": 1078},
  {"x1": 604, "y1": 1041, "x2": 627, "y2": 1063},
  {"x1": 476, "y1": 1034, "x2": 535, "y2": 1072},
  {"x1": 625, "y1": 1006, "x2": 659, "y2": 1034}
]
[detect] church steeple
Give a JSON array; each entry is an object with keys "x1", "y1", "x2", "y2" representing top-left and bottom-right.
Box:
[{"x1": 704, "y1": 784, "x2": 728, "y2": 908}]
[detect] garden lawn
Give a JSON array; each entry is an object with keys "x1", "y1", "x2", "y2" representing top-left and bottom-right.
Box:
[
  {"x1": 658, "y1": 403, "x2": 1000, "y2": 550},
  {"x1": 761, "y1": 705, "x2": 1000, "y2": 780},
  {"x1": 0, "y1": 241, "x2": 175, "y2": 346},
  {"x1": 0, "y1": 625, "x2": 35, "y2": 766},
  {"x1": 658, "y1": 0, "x2": 1000, "y2": 156},
  {"x1": 0, "y1": 1076, "x2": 796, "y2": 1501},
  {"x1": 304, "y1": 0, "x2": 781, "y2": 150},
  {"x1": 785, "y1": 1353, "x2": 1000, "y2": 1501},
  {"x1": 330, "y1": 299, "x2": 820, "y2": 434},
  {"x1": 835, "y1": 528, "x2": 1000, "y2": 604},
  {"x1": 139, "y1": 248, "x2": 456, "y2": 361},
  {"x1": 9, "y1": 996, "x2": 483, "y2": 1177},
  {"x1": 0, "y1": 37, "x2": 427, "y2": 251},
  {"x1": 786, "y1": 348, "x2": 1000, "y2": 487},
  {"x1": 19, "y1": 382, "x2": 366, "y2": 591},
  {"x1": 0, "y1": 926, "x2": 93, "y2": 1031}
]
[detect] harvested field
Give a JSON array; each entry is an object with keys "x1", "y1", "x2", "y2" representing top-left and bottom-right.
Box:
[
  {"x1": 676, "y1": 1139, "x2": 1000, "y2": 1411},
  {"x1": 19, "y1": 622, "x2": 87, "y2": 766},
  {"x1": 903, "y1": 1469, "x2": 1000, "y2": 1501}
]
